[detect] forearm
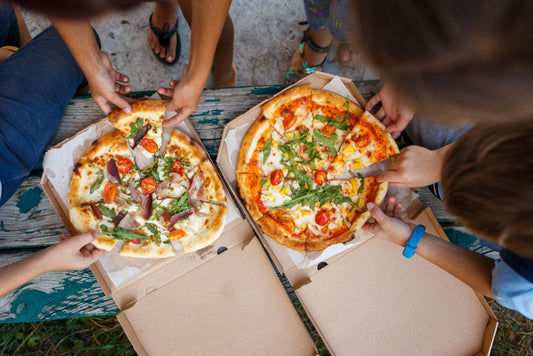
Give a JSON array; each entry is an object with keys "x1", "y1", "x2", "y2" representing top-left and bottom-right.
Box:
[
  {"x1": 433, "y1": 143, "x2": 454, "y2": 182},
  {"x1": 415, "y1": 233, "x2": 495, "y2": 297},
  {"x1": 0, "y1": 251, "x2": 51, "y2": 297},
  {"x1": 51, "y1": 19, "x2": 101, "y2": 77},
  {"x1": 187, "y1": 0, "x2": 231, "y2": 84}
]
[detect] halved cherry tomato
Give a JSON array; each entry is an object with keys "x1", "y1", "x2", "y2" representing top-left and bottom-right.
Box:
[
  {"x1": 172, "y1": 160, "x2": 184, "y2": 176},
  {"x1": 141, "y1": 138, "x2": 159, "y2": 153},
  {"x1": 103, "y1": 182, "x2": 118, "y2": 202},
  {"x1": 315, "y1": 209, "x2": 330, "y2": 226},
  {"x1": 117, "y1": 157, "x2": 133, "y2": 174},
  {"x1": 270, "y1": 169, "x2": 283, "y2": 186},
  {"x1": 127, "y1": 238, "x2": 141, "y2": 244},
  {"x1": 140, "y1": 177, "x2": 157, "y2": 194},
  {"x1": 169, "y1": 229, "x2": 187, "y2": 240},
  {"x1": 321, "y1": 125, "x2": 336, "y2": 136},
  {"x1": 354, "y1": 134, "x2": 370, "y2": 148},
  {"x1": 313, "y1": 170, "x2": 327, "y2": 185}
]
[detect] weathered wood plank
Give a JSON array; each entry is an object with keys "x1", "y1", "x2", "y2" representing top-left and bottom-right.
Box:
[{"x1": 0, "y1": 250, "x2": 117, "y2": 323}]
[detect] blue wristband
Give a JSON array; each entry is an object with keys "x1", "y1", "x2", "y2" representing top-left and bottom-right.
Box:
[{"x1": 402, "y1": 225, "x2": 426, "y2": 259}]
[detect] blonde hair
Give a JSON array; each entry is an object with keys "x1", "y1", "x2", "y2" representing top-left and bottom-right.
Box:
[{"x1": 442, "y1": 122, "x2": 533, "y2": 257}]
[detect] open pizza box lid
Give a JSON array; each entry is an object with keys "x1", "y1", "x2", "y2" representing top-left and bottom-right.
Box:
[
  {"x1": 216, "y1": 71, "x2": 498, "y2": 355},
  {"x1": 41, "y1": 116, "x2": 316, "y2": 354}
]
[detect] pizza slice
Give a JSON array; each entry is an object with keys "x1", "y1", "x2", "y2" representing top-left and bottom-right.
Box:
[
  {"x1": 329, "y1": 176, "x2": 388, "y2": 231},
  {"x1": 303, "y1": 202, "x2": 354, "y2": 251},
  {"x1": 256, "y1": 208, "x2": 308, "y2": 251},
  {"x1": 108, "y1": 100, "x2": 166, "y2": 168},
  {"x1": 261, "y1": 85, "x2": 313, "y2": 135},
  {"x1": 328, "y1": 111, "x2": 399, "y2": 178},
  {"x1": 310, "y1": 90, "x2": 364, "y2": 170}
]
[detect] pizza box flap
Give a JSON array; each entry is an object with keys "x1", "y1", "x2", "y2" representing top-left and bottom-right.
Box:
[
  {"x1": 117, "y1": 237, "x2": 316, "y2": 355},
  {"x1": 293, "y1": 208, "x2": 496, "y2": 355}
]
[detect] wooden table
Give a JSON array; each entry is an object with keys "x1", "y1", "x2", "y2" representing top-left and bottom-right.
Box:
[{"x1": 0, "y1": 81, "x2": 462, "y2": 323}]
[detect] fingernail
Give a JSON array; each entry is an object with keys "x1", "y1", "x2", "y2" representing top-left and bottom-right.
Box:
[
  {"x1": 167, "y1": 56, "x2": 173, "y2": 61},
  {"x1": 125, "y1": 107, "x2": 132, "y2": 114},
  {"x1": 367, "y1": 202, "x2": 375, "y2": 209}
]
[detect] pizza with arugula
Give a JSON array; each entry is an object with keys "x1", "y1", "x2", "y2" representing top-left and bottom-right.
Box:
[
  {"x1": 68, "y1": 100, "x2": 227, "y2": 258},
  {"x1": 237, "y1": 85, "x2": 399, "y2": 251}
]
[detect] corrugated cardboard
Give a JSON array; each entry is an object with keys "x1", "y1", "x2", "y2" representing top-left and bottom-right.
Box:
[
  {"x1": 216, "y1": 72, "x2": 498, "y2": 355},
  {"x1": 41, "y1": 117, "x2": 316, "y2": 355}
]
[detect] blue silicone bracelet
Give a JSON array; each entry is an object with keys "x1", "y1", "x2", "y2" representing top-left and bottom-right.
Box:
[{"x1": 402, "y1": 225, "x2": 426, "y2": 259}]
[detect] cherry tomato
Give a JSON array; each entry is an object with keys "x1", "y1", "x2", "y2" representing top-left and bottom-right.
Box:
[
  {"x1": 117, "y1": 157, "x2": 133, "y2": 174},
  {"x1": 103, "y1": 182, "x2": 118, "y2": 202},
  {"x1": 321, "y1": 125, "x2": 336, "y2": 136},
  {"x1": 315, "y1": 209, "x2": 330, "y2": 226},
  {"x1": 313, "y1": 170, "x2": 327, "y2": 185},
  {"x1": 140, "y1": 177, "x2": 157, "y2": 194},
  {"x1": 354, "y1": 134, "x2": 370, "y2": 148},
  {"x1": 172, "y1": 160, "x2": 184, "y2": 176},
  {"x1": 128, "y1": 238, "x2": 141, "y2": 244},
  {"x1": 169, "y1": 229, "x2": 187, "y2": 240},
  {"x1": 270, "y1": 169, "x2": 283, "y2": 186},
  {"x1": 141, "y1": 138, "x2": 159, "y2": 153}
]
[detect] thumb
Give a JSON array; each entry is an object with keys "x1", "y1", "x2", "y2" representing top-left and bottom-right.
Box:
[
  {"x1": 367, "y1": 202, "x2": 391, "y2": 226},
  {"x1": 70, "y1": 231, "x2": 98, "y2": 249},
  {"x1": 163, "y1": 107, "x2": 191, "y2": 127},
  {"x1": 109, "y1": 93, "x2": 132, "y2": 114}
]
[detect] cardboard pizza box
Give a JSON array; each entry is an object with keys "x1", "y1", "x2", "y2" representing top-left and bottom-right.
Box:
[
  {"x1": 41, "y1": 117, "x2": 316, "y2": 355},
  {"x1": 216, "y1": 71, "x2": 498, "y2": 355}
]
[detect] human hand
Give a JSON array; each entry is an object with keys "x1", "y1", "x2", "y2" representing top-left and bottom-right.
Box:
[
  {"x1": 157, "y1": 66, "x2": 204, "y2": 126},
  {"x1": 377, "y1": 145, "x2": 442, "y2": 187},
  {"x1": 40, "y1": 232, "x2": 104, "y2": 272},
  {"x1": 366, "y1": 83, "x2": 415, "y2": 138},
  {"x1": 87, "y1": 52, "x2": 133, "y2": 115},
  {"x1": 364, "y1": 198, "x2": 414, "y2": 246}
]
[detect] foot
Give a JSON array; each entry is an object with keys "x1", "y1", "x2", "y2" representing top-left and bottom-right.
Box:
[
  {"x1": 213, "y1": 63, "x2": 237, "y2": 87},
  {"x1": 147, "y1": 3, "x2": 178, "y2": 64},
  {"x1": 337, "y1": 43, "x2": 360, "y2": 67},
  {"x1": 287, "y1": 28, "x2": 332, "y2": 83}
]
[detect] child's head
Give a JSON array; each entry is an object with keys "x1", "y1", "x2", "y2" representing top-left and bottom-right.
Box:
[
  {"x1": 441, "y1": 122, "x2": 533, "y2": 257},
  {"x1": 349, "y1": 0, "x2": 533, "y2": 124}
]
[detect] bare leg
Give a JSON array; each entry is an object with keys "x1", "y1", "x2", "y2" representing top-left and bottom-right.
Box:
[
  {"x1": 178, "y1": 0, "x2": 236, "y2": 87},
  {"x1": 147, "y1": 0, "x2": 179, "y2": 63}
]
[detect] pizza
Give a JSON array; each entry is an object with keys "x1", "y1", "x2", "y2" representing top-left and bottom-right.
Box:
[
  {"x1": 68, "y1": 100, "x2": 227, "y2": 258},
  {"x1": 237, "y1": 85, "x2": 399, "y2": 251}
]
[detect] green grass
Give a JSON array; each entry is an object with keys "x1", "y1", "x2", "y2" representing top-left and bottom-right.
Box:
[{"x1": 0, "y1": 299, "x2": 531, "y2": 355}]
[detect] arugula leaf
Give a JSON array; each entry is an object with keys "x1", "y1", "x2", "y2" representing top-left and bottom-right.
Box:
[
  {"x1": 315, "y1": 113, "x2": 349, "y2": 131},
  {"x1": 356, "y1": 173, "x2": 365, "y2": 195},
  {"x1": 314, "y1": 129, "x2": 337, "y2": 155},
  {"x1": 160, "y1": 157, "x2": 174, "y2": 178},
  {"x1": 282, "y1": 163, "x2": 313, "y2": 190},
  {"x1": 127, "y1": 117, "x2": 144, "y2": 139},
  {"x1": 260, "y1": 176, "x2": 269, "y2": 187},
  {"x1": 145, "y1": 223, "x2": 162, "y2": 243},
  {"x1": 168, "y1": 193, "x2": 191, "y2": 215},
  {"x1": 276, "y1": 184, "x2": 356, "y2": 210},
  {"x1": 100, "y1": 225, "x2": 149, "y2": 243},
  {"x1": 90, "y1": 171, "x2": 105, "y2": 194},
  {"x1": 262, "y1": 139, "x2": 272, "y2": 164},
  {"x1": 98, "y1": 204, "x2": 116, "y2": 220}
]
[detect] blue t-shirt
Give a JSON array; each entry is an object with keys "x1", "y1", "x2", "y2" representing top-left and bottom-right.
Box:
[{"x1": 491, "y1": 250, "x2": 533, "y2": 319}]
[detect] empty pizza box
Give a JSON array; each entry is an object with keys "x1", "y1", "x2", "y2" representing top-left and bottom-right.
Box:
[{"x1": 41, "y1": 72, "x2": 497, "y2": 355}]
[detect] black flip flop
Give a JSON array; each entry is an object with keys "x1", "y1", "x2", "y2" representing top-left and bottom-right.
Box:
[{"x1": 149, "y1": 13, "x2": 181, "y2": 65}]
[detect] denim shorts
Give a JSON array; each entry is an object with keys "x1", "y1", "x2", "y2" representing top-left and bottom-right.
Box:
[{"x1": 0, "y1": 9, "x2": 88, "y2": 205}]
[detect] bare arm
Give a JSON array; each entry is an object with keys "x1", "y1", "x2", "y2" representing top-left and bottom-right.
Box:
[
  {"x1": 0, "y1": 232, "x2": 103, "y2": 297},
  {"x1": 51, "y1": 19, "x2": 132, "y2": 114},
  {"x1": 160, "y1": 0, "x2": 232, "y2": 125},
  {"x1": 365, "y1": 200, "x2": 495, "y2": 297}
]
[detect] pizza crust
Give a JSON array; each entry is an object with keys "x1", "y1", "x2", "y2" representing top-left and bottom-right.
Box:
[
  {"x1": 119, "y1": 242, "x2": 176, "y2": 258},
  {"x1": 108, "y1": 100, "x2": 166, "y2": 138},
  {"x1": 166, "y1": 128, "x2": 208, "y2": 168},
  {"x1": 311, "y1": 89, "x2": 364, "y2": 117},
  {"x1": 236, "y1": 173, "x2": 265, "y2": 220},
  {"x1": 261, "y1": 85, "x2": 312, "y2": 120},
  {"x1": 236, "y1": 115, "x2": 271, "y2": 174},
  {"x1": 257, "y1": 211, "x2": 307, "y2": 251}
]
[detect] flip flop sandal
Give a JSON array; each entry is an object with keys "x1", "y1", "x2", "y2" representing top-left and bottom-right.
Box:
[
  {"x1": 149, "y1": 13, "x2": 181, "y2": 65},
  {"x1": 286, "y1": 27, "x2": 330, "y2": 84}
]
